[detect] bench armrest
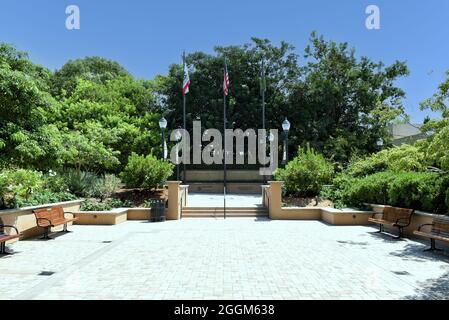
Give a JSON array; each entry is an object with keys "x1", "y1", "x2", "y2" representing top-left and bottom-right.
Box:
[
  {"x1": 36, "y1": 217, "x2": 53, "y2": 226},
  {"x1": 395, "y1": 217, "x2": 412, "y2": 226},
  {"x1": 418, "y1": 224, "x2": 434, "y2": 232},
  {"x1": 0, "y1": 224, "x2": 19, "y2": 235}
]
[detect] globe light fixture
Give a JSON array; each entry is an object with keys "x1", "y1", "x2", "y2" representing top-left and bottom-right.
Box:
[{"x1": 159, "y1": 117, "x2": 168, "y2": 160}]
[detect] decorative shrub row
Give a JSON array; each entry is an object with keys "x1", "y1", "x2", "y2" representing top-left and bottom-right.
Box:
[{"x1": 335, "y1": 171, "x2": 449, "y2": 214}]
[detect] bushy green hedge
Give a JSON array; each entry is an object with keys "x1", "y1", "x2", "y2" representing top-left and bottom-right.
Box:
[
  {"x1": 337, "y1": 171, "x2": 448, "y2": 214},
  {"x1": 347, "y1": 145, "x2": 427, "y2": 178},
  {"x1": 275, "y1": 146, "x2": 334, "y2": 197},
  {"x1": 0, "y1": 169, "x2": 78, "y2": 209},
  {"x1": 120, "y1": 153, "x2": 174, "y2": 190}
]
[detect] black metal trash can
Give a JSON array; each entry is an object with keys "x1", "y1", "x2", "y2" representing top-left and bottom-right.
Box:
[{"x1": 149, "y1": 199, "x2": 166, "y2": 222}]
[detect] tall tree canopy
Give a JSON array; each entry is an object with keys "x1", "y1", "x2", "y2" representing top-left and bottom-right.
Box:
[
  {"x1": 159, "y1": 38, "x2": 300, "y2": 132},
  {"x1": 419, "y1": 71, "x2": 449, "y2": 170},
  {"x1": 288, "y1": 33, "x2": 409, "y2": 163},
  {"x1": 0, "y1": 45, "x2": 162, "y2": 173},
  {"x1": 0, "y1": 34, "x2": 412, "y2": 173},
  {"x1": 160, "y1": 33, "x2": 409, "y2": 164}
]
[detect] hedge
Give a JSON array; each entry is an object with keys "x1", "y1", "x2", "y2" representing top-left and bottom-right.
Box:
[{"x1": 339, "y1": 171, "x2": 449, "y2": 214}]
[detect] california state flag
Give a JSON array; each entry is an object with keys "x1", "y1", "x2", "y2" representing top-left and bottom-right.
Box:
[{"x1": 183, "y1": 62, "x2": 190, "y2": 95}]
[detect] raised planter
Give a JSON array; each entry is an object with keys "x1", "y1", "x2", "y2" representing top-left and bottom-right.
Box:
[
  {"x1": 0, "y1": 200, "x2": 84, "y2": 240},
  {"x1": 271, "y1": 206, "x2": 373, "y2": 225},
  {"x1": 321, "y1": 208, "x2": 373, "y2": 225},
  {"x1": 73, "y1": 209, "x2": 128, "y2": 225},
  {"x1": 127, "y1": 208, "x2": 152, "y2": 220}
]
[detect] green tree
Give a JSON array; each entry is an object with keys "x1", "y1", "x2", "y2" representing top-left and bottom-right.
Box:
[
  {"x1": 0, "y1": 43, "x2": 64, "y2": 170},
  {"x1": 419, "y1": 70, "x2": 449, "y2": 170},
  {"x1": 287, "y1": 33, "x2": 409, "y2": 163},
  {"x1": 159, "y1": 38, "x2": 300, "y2": 134},
  {"x1": 51, "y1": 56, "x2": 130, "y2": 97}
]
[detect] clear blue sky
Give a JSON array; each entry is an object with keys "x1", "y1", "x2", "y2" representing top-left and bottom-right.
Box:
[{"x1": 1, "y1": 0, "x2": 448, "y2": 123}]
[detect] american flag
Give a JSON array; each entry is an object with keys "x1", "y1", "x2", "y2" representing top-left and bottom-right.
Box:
[
  {"x1": 182, "y1": 62, "x2": 190, "y2": 95},
  {"x1": 223, "y1": 58, "x2": 230, "y2": 96}
]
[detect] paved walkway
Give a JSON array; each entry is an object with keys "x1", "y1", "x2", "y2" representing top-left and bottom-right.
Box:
[
  {"x1": 187, "y1": 193, "x2": 263, "y2": 208},
  {"x1": 1, "y1": 219, "x2": 449, "y2": 300}
]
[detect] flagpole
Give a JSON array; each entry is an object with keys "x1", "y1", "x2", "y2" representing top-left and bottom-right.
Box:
[
  {"x1": 262, "y1": 59, "x2": 266, "y2": 132},
  {"x1": 182, "y1": 51, "x2": 187, "y2": 183},
  {"x1": 223, "y1": 58, "x2": 227, "y2": 220},
  {"x1": 261, "y1": 59, "x2": 266, "y2": 185}
]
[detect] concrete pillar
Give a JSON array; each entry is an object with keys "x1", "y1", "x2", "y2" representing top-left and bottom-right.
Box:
[
  {"x1": 167, "y1": 181, "x2": 182, "y2": 220},
  {"x1": 268, "y1": 181, "x2": 283, "y2": 219}
]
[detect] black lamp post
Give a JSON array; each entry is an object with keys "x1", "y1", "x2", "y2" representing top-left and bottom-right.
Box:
[
  {"x1": 282, "y1": 118, "x2": 291, "y2": 164},
  {"x1": 159, "y1": 117, "x2": 168, "y2": 160}
]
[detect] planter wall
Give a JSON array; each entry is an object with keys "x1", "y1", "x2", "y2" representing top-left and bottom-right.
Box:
[
  {"x1": 73, "y1": 209, "x2": 128, "y2": 225},
  {"x1": 0, "y1": 200, "x2": 84, "y2": 240},
  {"x1": 127, "y1": 208, "x2": 152, "y2": 220}
]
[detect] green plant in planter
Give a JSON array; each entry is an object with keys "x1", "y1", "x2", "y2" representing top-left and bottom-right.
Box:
[
  {"x1": 16, "y1": 191, "x2": 77, "y2": 208},
  {"x1": 0, "y1": 169, "x2": 44, "y2": 209},
  {"x1": 89, "y1": 174, "x2": 121, "y2": 202},
  {"x1": 80, "y1": 200, "x2": 112, "y2": 211},
  {"x1": 63, "y1": 169, "x2": 98, "y2": 197},
  {"x1": 274, "y1": 145, "x2": 334, "y2": 197},
  {"x1": 347, "y1": 144, "x2": 428, "y2": 178},
  {"x1": 80, "y1": 198, "x2": 132, "y2": 211},
  {"x1": 120, "y1": 153, "x2": 174, "y2": 190}
]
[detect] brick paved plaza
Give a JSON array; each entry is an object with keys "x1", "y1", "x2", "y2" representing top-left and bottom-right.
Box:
[{"x1": 1, "y1": 219, "x2": 448, "y2": 300}]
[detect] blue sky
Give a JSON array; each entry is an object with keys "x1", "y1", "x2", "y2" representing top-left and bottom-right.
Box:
[{"x1": 1, "y1": 0, "x2": 448, "y2": 123}]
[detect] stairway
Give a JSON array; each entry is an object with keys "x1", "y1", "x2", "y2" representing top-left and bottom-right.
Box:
[{"x1": 182, "y1": 207, "x2": 269, "y2": 218}]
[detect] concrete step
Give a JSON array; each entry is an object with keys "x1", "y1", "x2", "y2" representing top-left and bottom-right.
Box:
[
  {"x1": 188, "y1": 183, "x2": 264, "y2": 194},
  {"x1": 182, "y1": 207, "x2": 268, "y2": 218},
  {"x1": 183, "y1": 207, "x2": 266, "y2": 211}
]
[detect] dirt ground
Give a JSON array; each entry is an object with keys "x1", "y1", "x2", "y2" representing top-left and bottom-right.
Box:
[
  {"x1": 113, "y1": 188, "x2": 168, "y2": 207},
  {"x1": 282, "y1": 196, "x2": 333, "y2": 208}
]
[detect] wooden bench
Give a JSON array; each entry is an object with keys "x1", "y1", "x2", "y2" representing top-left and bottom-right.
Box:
[
  {"x1": 0, "y1": 217, "x2": 21, "y2": 255},
  {"x1": 414, "y1": 216, "x2": 449, "y2": 252},
  {"x1": 33, "y1": 207, "x2": 78, "y2": 240},
  {"x1": 368, "y1": 206, "x2": 414, "y2": 239}
]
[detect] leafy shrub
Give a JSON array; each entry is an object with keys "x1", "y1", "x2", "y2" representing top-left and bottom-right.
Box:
[
  {"x1": 320, "y1": 173, "x2": 356, "y2": 208},
  {"x1": 446, "y1": 188, "x2": 449, "y2": 211},
  {"x1": 120, "y1": 153, "x2": 174, "y2": 190},
  {"x1": 388, "y1": 172, "x2": 446, "y2": 213},
  {"x1": 340, "y1": 171, "x2": 448, "y2": 214},
  {"x1": 274, "y1": 146, "x2": 334, "y2": 197},
  {"x1": 0, "y1": 169, "x2": 44, "y2": 209},
  {"x1": 108, "y1": 198, "x2": 132, "y2": 208},
  {"x1": 80, "y1": 198, "x2": 131, "y2": 211},
  {"x1": 343, "y1": 172, "x2": 397, "y2": 208},
  {"x1": 80, "y1": 200, "x2": 113, "y2": 211},
  {"x1": 63, "y1": 169, "x2": 98, "y2": 197},
  {"x1": 347, "y1": 145, "x2": 427, "y2": 178},
  {"x1": 43, "y1": 172, "x2": 69, "y2": 193},
  {"x1": 89, "y1": 174, "x2": 121, "y2": 201},
  {"x1": 16, "y1": 191, "x2": 77, "y2": 208}
]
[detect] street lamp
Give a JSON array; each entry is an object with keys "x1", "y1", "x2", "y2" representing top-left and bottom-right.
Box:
[
  {"x1": 159, "y1": 117, "x2": 168, "y2": 160},
  {"x1": 282, "y1": 118, "x2": 291, "y2": 164},
  {"x1": 377, "y1": 138, "x2": 384, "y2": 148}
]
